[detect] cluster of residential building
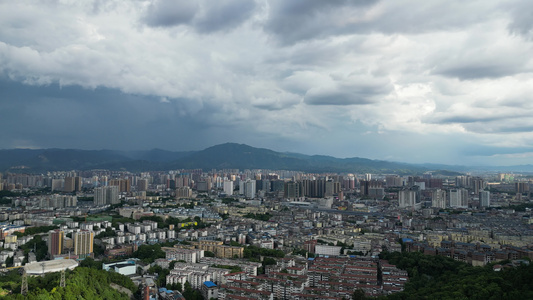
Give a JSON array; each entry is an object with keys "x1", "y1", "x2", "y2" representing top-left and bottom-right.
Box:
[
  {"x1": 185, "y1": 256, "x2": 407, "y2": 300},
  {"x1": 0, "y1": 168, "x2": 532, "y2": 298}
]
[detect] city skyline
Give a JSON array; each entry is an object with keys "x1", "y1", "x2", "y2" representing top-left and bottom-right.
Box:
[{"x1": 1, "y1": 1, "x2": 533, "y2": 166}]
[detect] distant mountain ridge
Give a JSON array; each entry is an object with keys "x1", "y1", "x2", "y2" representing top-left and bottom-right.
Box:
[{"x1": 0, "y1": 143, "x2": 529, "y2": 174}]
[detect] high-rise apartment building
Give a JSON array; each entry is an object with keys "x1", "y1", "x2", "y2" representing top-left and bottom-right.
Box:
[
  {"x1": 137, "y1": 179, "x2": 148, "y2": 191},
  {"x1": 51, "y1": 179, "x2": 64, "y2": 192},
  {"x1": 244, "y1": 179, "x2": 256, "y2": 199},
  {"x1": 301, "y1": 179, "x2": 327, "y2": 198},
  {"x1": 73, "y1": 230, "x2": 94, "y2": 258},
  {"x1": 284, "y1": 181, "x2": 302, "y2": 199},
  {"x1": 223, "y1": 180, "x2": 233, "y2": 196},
  {"x1": 64, "y1": 176, "x2": 82, "y2": 193},
  {"x1": 324, "y1": 180, "x2": 340, "y2": 197},
  {"x1": 110, "y1": 179, "x2": 131, "y2": 193},
  {"x1": 94, "y1": 186, "x2": 119, "y2": 206},
  {"x1": 432, "y1": 189, "x2": 447, "y2": 209},
  {"x1": 343, "y1": 176, "x2": 356, "y2": 190},
  {"x1": 479, "y1": 191, "x2": 490, "y2": 207},
  {"x1": 176, "y1": 186, "x2": 192, "y2": 198},
  {"x1": 48, "y1": 229, "x2": 64, "y2": 257},
  {"x1": 386, "y1": 175, "x2": 403, "y2": 187},
  {"x1": 43, "y1": 195, "x2": 77, "y2": 208},
  {"x1": 64, "y1": 177, "x2": 75, "y2": 193},
  {"x1": 398, "y1": 190, "x2": 417, "y2": 208},
  {"x1": 455, "y1": 176, "x2": 471, "y2": 188},
  {"x1": 359, "y1": 180, "x2": 383, "y2": 196},
  {"x1": 197, "y1": 180, "x2": 209, "y2": 192},
  {"x1": 515, "y1": 182, "x2": 529, "y2": 194},
  {"x1": 449, "y1": 188, "x2": 468, "y2": 208},
  {"x1": 471, "y1": 178, "x2": 485, "y2": 194}
]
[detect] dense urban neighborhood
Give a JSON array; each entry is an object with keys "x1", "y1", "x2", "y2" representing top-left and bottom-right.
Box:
[{"x1": 0, "y1": 161, "x2": 532, "y2": 299}]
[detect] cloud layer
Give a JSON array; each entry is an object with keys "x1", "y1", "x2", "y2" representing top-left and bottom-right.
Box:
[{"x1": 1, "y1": 0, "x2": 533, "y2": 166}]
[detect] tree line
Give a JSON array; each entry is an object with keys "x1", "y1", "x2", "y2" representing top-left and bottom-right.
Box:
[{"x1": 377, "y1": 251, "x2": 533, "y2": 300}]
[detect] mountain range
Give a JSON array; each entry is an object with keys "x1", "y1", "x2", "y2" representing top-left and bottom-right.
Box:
[{"x1": 0, "y1": 143, "x2": 531, "y2": 174}]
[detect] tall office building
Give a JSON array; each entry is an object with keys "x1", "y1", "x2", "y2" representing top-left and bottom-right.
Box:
[
  {"x1": 74, "y1": 230, "x2": 94, "y2": 258},
  {"x1": 449, "y1": 188, "x2": 468, "y2": 208},
  {"x1": 48, "y1": 229, "x2": 64, "y2": 257},
  {"x1": 479, "y1": 191, "x2": 490, "y2": 208},
  {"x1": 432, "y1": 189, "x2": 447, "y2": 209}
]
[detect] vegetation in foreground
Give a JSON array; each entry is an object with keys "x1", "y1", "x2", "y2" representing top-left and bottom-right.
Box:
[
  {"x1": 0, "y1": 267, "x2": 136, "y2": 299},
  {"x1": 378, "y1": 251, "x2": 533, "y2": 300}
]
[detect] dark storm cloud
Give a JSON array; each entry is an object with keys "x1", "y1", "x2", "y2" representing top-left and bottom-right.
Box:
[
  {"x1": 506, "y1": 1, "x2": 533, "y2": 39},
  {"x1": 304, "y1": 87, "x2": 385, "y2": 106},
  {"x1": 430, "y1": 109, "x2": 533, "y2": 134},
  {"x1": 304, "y1": 77, "x2": 392, "y2": 106},
  {"x1": 0, "y1": 78, "x2": 207, "y2": 150},
  {"x1": 142, "y1": 0, "x2": 257, "y2": 33},
  {"x1": 0, "y1": 78, "x2": 296, "y2": 152},
  {"x1": 434, "y1": 64, "x2": 524, "y2": 80},
  {"x1": 263, "y1": 0, "x2": 500, "y2": 45},
  {"x1": 436, "y1": 115, "x2": 514, "y2": 124},
  {"x1": 194, "y1": 0, "x2": 257, "y2": 33},
  {"x1": 263, "y1": 0, "x2": 378, "y2": 44},
  {"x1": 143, "y1": 0, "x2": 199, "y2": 27},
  {"x1": 305, "y1": 92, "x2": 371, "y2": 106}
]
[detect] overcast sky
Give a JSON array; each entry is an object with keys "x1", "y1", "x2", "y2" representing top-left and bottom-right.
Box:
[{"x1": 1, "y1": 0, "x2": 533, "y2": 166}]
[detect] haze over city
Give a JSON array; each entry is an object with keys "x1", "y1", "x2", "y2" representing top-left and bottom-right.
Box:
[{"x1": 1, "y1": 0, "x2": 533, "y2": 166}]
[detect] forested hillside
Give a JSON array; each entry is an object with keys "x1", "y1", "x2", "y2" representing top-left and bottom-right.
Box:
[
  {"x1": 379, "y1": 251, "x2": 533, "y2": 300},
  {"x1": 0, "y1": 267, "x2": 136, "y2": 299}
]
